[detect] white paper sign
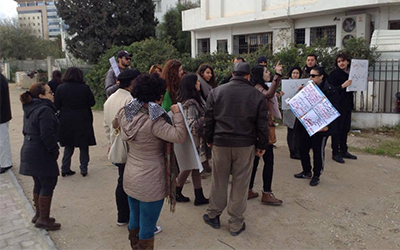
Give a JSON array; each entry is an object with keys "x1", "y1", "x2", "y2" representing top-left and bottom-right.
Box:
[
  {"x1": 288, "y1": 83, "x2": 340, "y2": 136},
  {"x1": 281, "y1": 79, "x2": 310, "y2": 110},
  {"x1": 172, "y1": 103, "x2": 203, "y2": 172},
  {"x1": 109, "y1": 57, "x2": 121, "y2": 77},
  {"x1": 347, "y1": 59, "x2": 369, "y2": 92}
]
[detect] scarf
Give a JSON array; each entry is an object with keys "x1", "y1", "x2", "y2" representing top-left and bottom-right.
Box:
[{"x1": 124, "y1": 98, "x2": 177, "y2": 212}]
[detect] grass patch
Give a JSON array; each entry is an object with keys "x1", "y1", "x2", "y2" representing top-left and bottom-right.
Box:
[{"x1": 360, "y1": 140, "x2": 400, "y2": 158}]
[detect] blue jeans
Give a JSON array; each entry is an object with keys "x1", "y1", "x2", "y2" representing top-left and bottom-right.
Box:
[{"x1": 127, "y1": 196, "x2": 164, "y2": 240}]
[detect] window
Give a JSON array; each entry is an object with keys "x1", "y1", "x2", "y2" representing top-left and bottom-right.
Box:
[
  {"x1": 28, "y1": 3, "x2": 35, "y2": 6},
  {"x1": 33, "y1": 23, "x2": 35, "y2": 26},
  {"x1": 20, "y1": 3, "x2": 27, "y2": 7},
  {"x1": 46, "y1": 2, "x2": 55, "y2": 5},
  {"x1": 310, "y1": 25, "x2": 336, "y2": 46},
  {"x1": 38, "y1": 2, "x2": 44, "y2": 6},
  {"x1": 38, "y1": 29, "x2": 41, "y2": 32},
  {"x1": 38, "y1": 23, "x2": 40, "y2": 26},
  {"x1": 217, "y1": 40, "x2": 228, "y2": 52},
  {"x1": 389, "y1": 20, "x2": 400, "y2": 30},
  {"x1": 28, "y1": 17, "x2": 30, "y2": 20},
  {"x1": 197, "y1": 38, "x2": 210, "y2": 55},
  {"x1": 234, "y1": 32, "x2": 273, "y2": 53},
  {"x1": 19, "y1": 17, "x2": 22, "y2": 20},
  {"x1": 33, "y1": 17, "x2": 35, "y2": 20},
  {"x1": 295, "y1": 29, "x2": 305, "y2": 45}
]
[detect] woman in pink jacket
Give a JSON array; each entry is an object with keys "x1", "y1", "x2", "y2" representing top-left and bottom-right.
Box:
[{"x1": 117, "y1": 73, "x2": 186, "y2": 249}]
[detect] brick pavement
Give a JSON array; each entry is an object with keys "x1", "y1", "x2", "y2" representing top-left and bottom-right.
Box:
[{"x1": 0, "y1": 170, "x2": 57, "y2": 250}]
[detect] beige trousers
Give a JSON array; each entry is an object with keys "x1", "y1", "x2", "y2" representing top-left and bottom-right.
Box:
[{"x1": 206, "y1": 145, "x2": 255, "y2": 232}]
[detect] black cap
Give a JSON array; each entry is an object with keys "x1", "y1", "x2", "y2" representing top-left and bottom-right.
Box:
[
  {"x1": 257, "y1": 56, "x2": 267, "y2": 64},
  {"x1": 233, "y1": 62, "x2": 251, "y2": 74},
  {"x1": 117, "y1": 69, "x2": 141, "y2": 87},
  {"x1": 117, "y1": 50, "x2": 132, "y2": 59}
]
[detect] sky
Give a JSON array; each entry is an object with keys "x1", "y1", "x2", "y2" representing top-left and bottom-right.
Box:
[{"x1": 0, "y1": 0, "x2": 18, "y2": 20}]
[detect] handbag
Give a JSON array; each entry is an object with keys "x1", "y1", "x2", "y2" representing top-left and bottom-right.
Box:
[{"x1": 108, "y1": 126, "x2": 128, "y2": 164}]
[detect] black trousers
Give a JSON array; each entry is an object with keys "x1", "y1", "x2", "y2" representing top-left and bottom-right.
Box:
[
  {"x1": 331, "y1": 110, "x2": 352, "y2": 155},
  {"x1": 61, "y1": 145, "x2": 89, "y2": 174},
  {"x1": 115, "y1": 163, "x2": 130, "y2": 223},
  {"x1": 287, "y1": 127, "x2": 300, "y2": 158},
  {"x1": 33, "y1": 176, "x2": 58, "y2": 196},
  {"x1": 249, "y1": 145, "x2": 274, "y2": 192},
  {"x1": 299, "y1": 132, "x2": 328, "y2": 178}
]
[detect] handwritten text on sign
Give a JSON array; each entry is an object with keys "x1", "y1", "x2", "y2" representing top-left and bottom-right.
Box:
[
  {"x1": 347, "y1": 59, "x2": 368, "y2": 92},
  {"x1": 288, "y1": 83, "x2": 340, "y2": 136},
  {"x1": 281, "y1": 79, "x2": 310, "y2": 110}
]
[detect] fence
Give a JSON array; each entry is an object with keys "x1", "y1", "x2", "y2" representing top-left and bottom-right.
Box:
[{"x1": 354, "y1": 59, "x2": 400, "y2": 113}]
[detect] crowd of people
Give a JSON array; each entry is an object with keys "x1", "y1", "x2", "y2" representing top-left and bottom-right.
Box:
[{"x1": 0, "y1": 51, "x2": 359, "y2": 249}]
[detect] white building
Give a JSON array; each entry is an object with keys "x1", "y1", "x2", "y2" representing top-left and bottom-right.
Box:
[{"x1": 182, "y1": 0, "x2": 400, "y2": 57}]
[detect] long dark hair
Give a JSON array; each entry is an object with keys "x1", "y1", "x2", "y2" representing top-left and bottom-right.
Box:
[
  {"x1": 62, "y1": 67, "x2": 84, "y2": 83},
  {"x1": 51, "y1": 70, "x2": 62, "y2": 84},
  {"x1": 177, "y1": 74, "x2": 203, "y2": 106},
  {"x1": 196, "y1": 64, "x2": 216, "y2": 88},
  {"x1": 335, "y1": 53, "x2": 351, "y2": 69},
  {"x1": 311, "y1": 66, "x2": 328, "y2": 80},
  {"x1": 161, "y1": 59, "x2": 181, "y2": 103}
]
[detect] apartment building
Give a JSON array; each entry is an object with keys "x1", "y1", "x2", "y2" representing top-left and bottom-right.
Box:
[
  {"x1": 15, "y1": 0, "x2": 62, "y2": 40},
  {"x1": 182, "y1": 0, "x2": 400, "y2": 57}
]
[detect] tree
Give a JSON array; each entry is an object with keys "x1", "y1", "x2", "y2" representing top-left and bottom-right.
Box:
[
  {"x1": 157, "y1": 1, "x2": 200, "y2": 54},
  {"x1": 57, "y1": 0, "x2": 158, "y2": 63},
  {"x1": 0, "y1": 18, "x2": 63, "y2": 60}
]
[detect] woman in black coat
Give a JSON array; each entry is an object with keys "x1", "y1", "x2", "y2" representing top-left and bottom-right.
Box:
[
  {"x1": 55, "y1": 67, "x2": 96, "y2": 177},
  {"x1": 20, "y1": 82, "x2": 61, "y2": 230},
  {"x1": 328, "y1": 53, "x2": 357, "y2": 164}
]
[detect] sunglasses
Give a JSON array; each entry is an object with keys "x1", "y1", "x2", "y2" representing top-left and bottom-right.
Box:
[
  {"x1": 309, "y1": 74, "x2": 321, "y2": 78},
  {"x1": 124, "y1": 57, "x2": 131, "y2": 61}
]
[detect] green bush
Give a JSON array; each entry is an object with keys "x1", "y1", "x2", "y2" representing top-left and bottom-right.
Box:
[{"x1": 87, "y1": 37, "x2": 380, "y2": 109}]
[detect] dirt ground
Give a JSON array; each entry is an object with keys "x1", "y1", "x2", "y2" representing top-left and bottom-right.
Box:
[{"x1": 7, "y1": 84, "x2": 400, "y2": 250}]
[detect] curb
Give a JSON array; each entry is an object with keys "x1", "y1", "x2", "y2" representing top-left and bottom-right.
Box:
[{"x1": 8, "y1": 170, "x2": 58, "y2": 250}]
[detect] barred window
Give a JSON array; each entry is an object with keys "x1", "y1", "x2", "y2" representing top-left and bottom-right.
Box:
[
  {"x1": 234, "y1": 32, "x2": 272, "y2": 54},
  {"x1": 217, "y1": 40, "x2": 227, "y2": 52},
  {"x1": 295, "y1": 29, "x2": 305, "y2": 45},
  {"x1": 197, "y1": 39, "x2": 210, "y2": 55},
  {"x1": 310, "y1": 25, "x2": 336, "y2": 46}
]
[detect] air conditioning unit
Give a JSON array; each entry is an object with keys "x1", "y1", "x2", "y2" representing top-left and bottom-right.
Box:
[{"x1": 340, "y1": 14, "x2": 371, "y2": 48}]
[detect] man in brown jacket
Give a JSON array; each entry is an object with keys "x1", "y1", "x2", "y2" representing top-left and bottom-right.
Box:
[{"x1": 203, "y1": 62, "x2": 268, "y2": 236}]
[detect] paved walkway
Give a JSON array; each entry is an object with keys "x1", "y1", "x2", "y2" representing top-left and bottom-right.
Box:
[{"x1": 0, "y1": 170, "x2": 57, "y2": 250}]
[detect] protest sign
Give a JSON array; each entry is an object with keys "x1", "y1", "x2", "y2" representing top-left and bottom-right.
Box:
[
  {"x1": 287, "y1": 83, "x2": 340, "y2": 136},
  {"x1": 347, "y1": 59, "x2": 369, "y2": 92},
  {"x1": 109, "y1": 56, "x2": 121, "y2": 77},
  {"x1": 281, "y1": 79, "x2": 310, "y2": 110},
  {"x1": 172, "y1": 103, "x2": 203, "y2": 172}
]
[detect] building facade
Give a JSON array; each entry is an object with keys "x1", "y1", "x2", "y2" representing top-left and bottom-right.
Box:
[
  {"x1": 182, "y1": 0, "x2": 400, "y2": 57},
  {"x1": 15, "y1": 0, "x2": 62, "y2": 40}
]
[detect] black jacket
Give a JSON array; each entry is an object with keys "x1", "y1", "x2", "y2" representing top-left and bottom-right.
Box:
[
  {"x1": 328, "y1": 68, "x2": 354, "y2": 111},
  {"x1": 205, "y1": 76, "x2": 268, "y2": 150},
  {"x1": 0, "y1": 74, "x2": 12, "y2": 124},
  {"x1": 48, "y1": 79, "x2": 60, "y2": 94},
  {"x1": 295, "y1": 79, "x2": 340, "y2": 137},
  {"x1": 20, "y1": 98, "x2": 59, "y2": 177},
  {"x1": 55, "y1": 81, "x2": 96, "y2": 147}
]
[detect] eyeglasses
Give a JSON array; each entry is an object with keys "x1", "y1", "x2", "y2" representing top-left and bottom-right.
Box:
[{"x1": 309, "y1": 74, "x2": 321, "y2": 78}]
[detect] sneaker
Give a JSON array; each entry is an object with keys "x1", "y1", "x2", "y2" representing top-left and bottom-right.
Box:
[
  {"x1": 261, "y1": 191, "x2": 282, "y2": 206},
  {"x1": 309, "y1": 177, "x2": 320, "y2": 186},
  {"x1": 116, "y1": 221, "x2": 128, "y2": 226},
  {"x1": 230, "y1": 222, "x2": 246, "y2": 236},
  {"x1": 154, "y1": 225, "x2": 162, "y2": 235},
  {"x1": 247, "y1": 189, "x2": 259, "y2": 200},
  {"x1": 203, "y1": 214, "x2": 220, "y2": 229},
  {"x1": 332, "y1": 154, "x2": 345, "y2": 163},
  {"x1": 341, "y1": 151, "x2": 357, "y2": 160},
  {"x1": 294, "y1": 171, "x2": 312, "y2": 179}
]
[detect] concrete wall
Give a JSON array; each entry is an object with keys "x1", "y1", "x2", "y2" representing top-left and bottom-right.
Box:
[{"x1": 352, "y1": 112, "x2": 400, "y2": 129}]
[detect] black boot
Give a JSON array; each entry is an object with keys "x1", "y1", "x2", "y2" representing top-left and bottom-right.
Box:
[
  {"x1": 176, "y1": 186, "x2": 190, "y2": 202},
  {"x1": 194, "y1": 188, "x2": 209, "y2": 206}
]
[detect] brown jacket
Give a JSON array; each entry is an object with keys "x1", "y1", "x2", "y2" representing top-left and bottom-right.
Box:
[
  {"x1": 254, "y1": 74, "x2": 282, "y2": 126},
  {"x1": 119, "y1": 108, "x2": 186, "y2": 202}
]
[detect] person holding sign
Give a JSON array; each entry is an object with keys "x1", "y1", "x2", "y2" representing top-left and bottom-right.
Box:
[
  {"x1": 247, "y1": 62, "x2": 283, "y2": 206},
  {"x1": 283, "y1": 66, "x2": 302, "y2": 160},
  {"x1": 328, "y1": 53, "x2": 357, "y2": 163},
  {"x1": 105, "y1": 50, "x2": 132, "y2": 98},
  {"x1": 294, "y1": 67, "x2": 339, "y2": 186},
  {"x1": 175, "y1": 74, "x2": 209, "y2": 206}
]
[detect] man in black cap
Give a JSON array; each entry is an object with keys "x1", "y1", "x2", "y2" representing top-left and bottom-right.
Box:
[
  {"x1": 105, "y1": 50, "x2": 132, "y2": 98},
  {"x1": 203, "y1": 62, "x2": 268, "y2": 236},
  {"x1": 104, "y1": 69, "x2": 140, "y2": 226},
  {"x1": 257, "y1": 56, "x2": 268, "y2": 66}
]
